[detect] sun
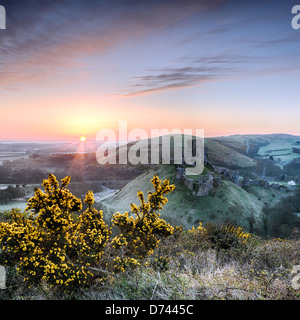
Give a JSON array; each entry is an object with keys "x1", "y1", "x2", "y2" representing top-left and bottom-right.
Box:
[{"x1": 80, "y1": 136, "x2": 86, "y2": 142}]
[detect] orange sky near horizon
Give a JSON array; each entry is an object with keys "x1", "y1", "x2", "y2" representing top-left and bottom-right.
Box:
[{"x1": 2, "y1": 89, "x2": 299, "y2": 141}]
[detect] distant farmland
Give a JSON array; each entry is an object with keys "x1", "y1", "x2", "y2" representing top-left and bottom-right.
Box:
[
  {"x1": 257, "y1": 139, "x2": 300, "y2": 165},
  {"x1": 0, "y1": 152, "x2": 28, "y2": 164}
]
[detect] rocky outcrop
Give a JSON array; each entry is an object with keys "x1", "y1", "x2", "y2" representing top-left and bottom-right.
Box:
[
  {"x1": 270, "y1": 183, "x2": 287, "y2": 191},
  {"x1": 183, "y1": 176, "x2": 194, "y2": 190},
  {"x1": 218, "y1": 168, "x2": 240, "y2": 185},
  {"x1": 176, "y1": 150, "x2": 243, "y2": 197},
  {"x1": 242, "y1": 177, "x2": 250, "y2": 187},
  {"x1": 181, "y1": 172, "x2": 220, "y2": 197},
  {"x1": 204, "y1": 152, "x2": 216, "y2": 171},
  {"x1": 176, "y1": 166, "x2": 185, "y2": 180},
  {"x1": 177, "y1": 146, "x2": 294, "y2": 197},
  {"x1": 242, "y1": 177, "x2": 289, "y2": 191},
  {"x1": 196, "y1": 172, "x2": 215, "y2": 196}
]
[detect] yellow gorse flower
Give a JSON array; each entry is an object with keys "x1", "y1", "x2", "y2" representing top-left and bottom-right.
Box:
[
  {"x1": 112, "y1": 175, "x2": 175, "y2": 259},
  {"x1": 0, "y1": 174, "x2": 111, "y2": 291},
  {"x1": 84, "y1": 190, "x2": 95, "y2": 207},
  {"x1": 0, "y1": 173, "x2": 175, "y2": 291}
]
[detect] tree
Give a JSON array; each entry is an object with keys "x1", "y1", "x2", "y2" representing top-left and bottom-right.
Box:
[{"x1": 261, "y1": 187, "x2": 300, "y2": 238}]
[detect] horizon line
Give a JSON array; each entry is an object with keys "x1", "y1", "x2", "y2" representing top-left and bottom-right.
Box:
[{"x1": 1, "y1": 132, "x2": 300, "y2": 143}]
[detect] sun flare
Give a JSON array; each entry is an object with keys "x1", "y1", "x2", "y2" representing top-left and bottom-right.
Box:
[{"x1": 80, "y1": 136, "x2": 86, "y2": 142}]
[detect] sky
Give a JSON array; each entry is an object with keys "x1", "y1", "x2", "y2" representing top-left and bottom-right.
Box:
[{"x1": 0, "y1": 0, "x2": 300, "y2": 141}]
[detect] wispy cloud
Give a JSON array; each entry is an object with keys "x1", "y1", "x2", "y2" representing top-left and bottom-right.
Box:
[
  {"x1": 122, "y1": 54, "x2": 253, "y2": 96},
  {"x1": 237, "y1": 33, "x2": 300, "y2": 49},
  {"x1": 0, "y1": 0, "x2": 223, "y2": 90}
]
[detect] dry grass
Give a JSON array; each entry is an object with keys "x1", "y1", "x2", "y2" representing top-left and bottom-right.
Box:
[
  {"x1": 78, "y1": 236, "x2": 300, "y2": 301},
  {"x1": 1, "y1": 233, "x2": 299, "y2": 300}
]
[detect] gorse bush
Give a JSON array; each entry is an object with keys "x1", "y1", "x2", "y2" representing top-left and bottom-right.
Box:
[
  {"x1": 0, "y1": 173, "x2": 175, "y2": 292},
  {"x1": 112, "y1": 175, "x2": 174, "y2": 259},
  {"x1": 188, "y1": 221, "x2": 252, "y2": 250},
  {"x1": 187, "y1": 221, "x2": 254, "y2": 263},
  {"x1": 204, "y1": 222, "x2": 252, "y2": 251},
  {"x1": 0, "y1": 174, "x2": 111, "y2": 290}
]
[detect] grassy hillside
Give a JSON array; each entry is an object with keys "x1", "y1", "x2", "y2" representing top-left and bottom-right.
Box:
[
  {"x1": 205, "y1": 138, "x2": 257, "y2": 169},
  {"x1": 107, "y1": 133, "x2": 300, "y2": 172},
  {"x1": 99, "y1": 164, "x2": 289, "y2": 231},
  {"x1": 100, "y1": 165, "x2": 176, "y2": 221},
  {"x1": 208, "y1": 134, "x2": 300, "y2": 168}
]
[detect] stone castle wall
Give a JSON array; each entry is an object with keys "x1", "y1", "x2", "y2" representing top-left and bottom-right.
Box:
[{"x1": 177, "y1": 164, "x2": 239, "y2": 197}]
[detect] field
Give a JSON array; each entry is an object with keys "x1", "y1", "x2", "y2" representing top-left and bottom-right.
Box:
[
  {"x1": 0, "y1": 154, "x2": 29, "y2": 165},
  {"x1": 0, "y1": 201, "x2": 28, "y2": 212},
  {"x1": 257, "y1": 139, "x2": 300, "y2": 165}
]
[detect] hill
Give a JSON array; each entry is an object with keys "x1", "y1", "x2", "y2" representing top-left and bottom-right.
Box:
[
  {"x1": 96, "y1": 133, "x2": 300, "y2": 175},
  {"x1": 204, "y1": 138, "x2": 257, "y2": 169},
  {"x1": 99, "y1": 164, "x2": 289, "y2": 231},
  {"x1": 205, "y1": 133, "x2": 300, "y2": 169}
]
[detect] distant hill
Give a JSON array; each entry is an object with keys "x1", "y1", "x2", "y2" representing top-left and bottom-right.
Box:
[
  {"x1": 205, "y1": 133, "x2": 300, "y2": 169},
  {"x1": 108, "y1": 133, "x2": 300, "y2": 171},
  {"x1": 204, "y1": 138, "x2": 257, "y2": 169}
]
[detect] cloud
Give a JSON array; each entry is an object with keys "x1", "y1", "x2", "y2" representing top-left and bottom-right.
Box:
[
  {"x1": 0, "y1": 0, "x2": 223, "y2": 90},
  {"x1": 122, "y1": 54, "x2": 251, "y2": 96},
  {"x1": 237, "y1": 33, "x2": 300, "y2": 49}
]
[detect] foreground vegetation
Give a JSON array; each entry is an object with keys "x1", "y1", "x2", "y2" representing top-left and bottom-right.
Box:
[
  {"x1": 0, "y1": 173, "x2": 174, "y2": 295},
  {"x1": 0, "y1": 174, "x2": 299, "y2": 300},
  {"x1": 1, "y1": 228, "x2": 299, "y2": 300}
]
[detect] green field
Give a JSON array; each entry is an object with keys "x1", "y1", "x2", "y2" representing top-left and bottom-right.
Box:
[
  {"x1": 257, "y1": 139, "x2": 300, "y2": 164},
  {"x1": 0, "y1": 201, "x2": 28, "y2": 212}
]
